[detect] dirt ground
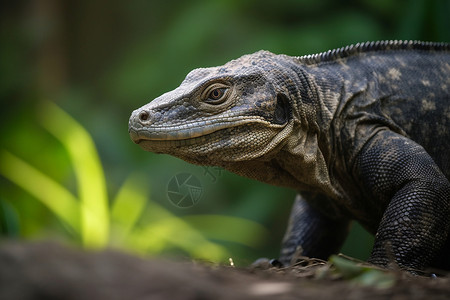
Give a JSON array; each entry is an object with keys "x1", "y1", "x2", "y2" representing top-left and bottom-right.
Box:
[{"x1": 0, "y1": 241, "x2": 449, "y2": 300}]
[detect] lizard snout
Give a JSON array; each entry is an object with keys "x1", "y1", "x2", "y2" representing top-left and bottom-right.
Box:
[
  {"x1": 138, "y1": 110, "x2": 150, "y2": 122},
  {"x1": 128, "y1": 108, "x2": 152, "y2": 143},
  {"x1": 129, "y1": 108, "x2": 153, "y2": 128}
]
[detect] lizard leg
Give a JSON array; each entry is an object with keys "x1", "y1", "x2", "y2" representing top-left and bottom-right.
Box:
[
  {"x1": 354, "y1": 130, "x2": 450, "y2": 271},
  {"x1": 279, "y1": 193, "x2": 350, "y2": 265}
]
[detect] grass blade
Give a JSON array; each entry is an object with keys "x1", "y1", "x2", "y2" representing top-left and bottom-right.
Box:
[
  {"x1": 126, "y1": 199, "x2": 228, "y2": 261},
  {"x1": 39, "y1": 102, "x2": 109, "y2": 248},
  {"x1": 0, "y1": 150, "x2": 80, "y2": 231},
  {"x1": 111, "y1": 172, "x2": 147, "y2": 242}
]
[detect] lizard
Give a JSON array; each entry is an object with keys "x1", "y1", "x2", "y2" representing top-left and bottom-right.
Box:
[{"x1": 128, "y1": 40, "x2": 450, "y2": 273}]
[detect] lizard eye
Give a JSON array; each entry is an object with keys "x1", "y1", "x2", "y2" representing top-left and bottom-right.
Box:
[
  {"x1": 209, "y1": 88, "x2": 225, "y2": 100},
  {"x1": 206, "y1": 88, "x2": 227, "y2": 103},
  {"x1": 202, "y1": 84, "x2": 230, "y2": 104}
]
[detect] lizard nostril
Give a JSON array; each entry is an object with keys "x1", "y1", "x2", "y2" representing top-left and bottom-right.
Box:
[{"x1": 139, "y1": 111, "x2": 150, "y2": 122}]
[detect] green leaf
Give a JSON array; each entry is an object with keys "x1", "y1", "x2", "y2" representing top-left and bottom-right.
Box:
[
  {"x1": 128, "y1": 219, "x2": 228, "y2": 262},
  {"x1": 38, "y1": 101, "x2": 109, "y2": 248},
  {"x1": 126, "y1": 200, "x2": 228, "y2": 261},
  {"x1": 0, "y1": 150, "x2": 80, "y2": 231},
  {"x1": 330, "y1": 255, "x2": 365, "y2": 278},
  {"x1": 111, "y1": 172, "x2": 147, "y2": 241},
  {"x1": 352, "y1": 269, "x2": 396, "y2": 289},
  {"x1": 329, "y1": 255, "x2": 396, "y2": 289}
]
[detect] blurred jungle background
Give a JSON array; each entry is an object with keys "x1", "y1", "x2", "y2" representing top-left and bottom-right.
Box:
[{"x1": 1, "y1": 0, "x2": 449, "y2": 265}]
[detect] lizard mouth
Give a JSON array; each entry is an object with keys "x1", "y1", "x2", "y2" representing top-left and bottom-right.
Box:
[
  {"x1": 130, "y1": 120, "x2": 292, "y2": 164},
  {"x1": 128, "y1": 117, "x2": 281, "y2": 145}
]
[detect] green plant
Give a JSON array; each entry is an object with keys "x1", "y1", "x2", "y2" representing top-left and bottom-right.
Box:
[{"x1": 0, "y1": 101, "x2": 267, "y2": 262}]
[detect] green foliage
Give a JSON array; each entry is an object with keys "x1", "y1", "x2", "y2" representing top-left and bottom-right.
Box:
[
  {"x1": 0, "y1": 150, "x2": 81, "y2": 233},
  {"x1": 328, "y1": 255, "x2": 396, "y2": 289},
  {"x1": 39, "y1": 102, "x2": 109, "y2": 247},
  {"x1": 0, "y1": 101, "x2": 271, "y2": 262}
]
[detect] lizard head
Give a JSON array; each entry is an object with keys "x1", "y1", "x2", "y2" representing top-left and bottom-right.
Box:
[{"x1": 129, "y1": 50, "x2": 307, "y2": 186}]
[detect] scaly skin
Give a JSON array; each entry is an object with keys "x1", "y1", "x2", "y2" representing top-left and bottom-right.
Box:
[{"x1": 129, "y1": 41, "x2": 450, "y2": 273}]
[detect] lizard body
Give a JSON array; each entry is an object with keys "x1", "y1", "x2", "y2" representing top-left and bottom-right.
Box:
[{"x1": 129, "y1": 41, "x2": 450, "y2": 273}]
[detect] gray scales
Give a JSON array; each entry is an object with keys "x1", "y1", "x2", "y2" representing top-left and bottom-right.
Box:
[{"x1": 129, "y1": 40, "x2": 450, "y2": 274}]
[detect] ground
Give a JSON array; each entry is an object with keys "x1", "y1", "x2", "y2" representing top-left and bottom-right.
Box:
[{"x1": 0, "y1": 242, "x2": 449, "y2": 299}]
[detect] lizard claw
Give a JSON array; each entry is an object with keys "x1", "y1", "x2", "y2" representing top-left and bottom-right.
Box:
[{"x1": 251, "y1": 258, "x2": 284, "y2": 269}]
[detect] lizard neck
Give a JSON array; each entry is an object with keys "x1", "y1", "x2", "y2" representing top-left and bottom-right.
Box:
[
  {"x1": 224, "y1": 58, "x2": 345, "y2": 202},
  {"x1": 279, "y1": 60, "x2": 344, "y2": 200}
]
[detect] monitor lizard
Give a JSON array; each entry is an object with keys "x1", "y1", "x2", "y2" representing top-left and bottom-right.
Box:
[{"x1": 128, "y1": 40, "x2": 450, "y2": 273}]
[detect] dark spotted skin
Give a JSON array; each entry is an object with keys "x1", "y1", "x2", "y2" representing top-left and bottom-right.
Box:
[
  {"x1": 281, "y1": 43, "x2": 450, "y2": 272},
  {"x1": 129, "y1": 41, "x2": 450, "y2": 273}
]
